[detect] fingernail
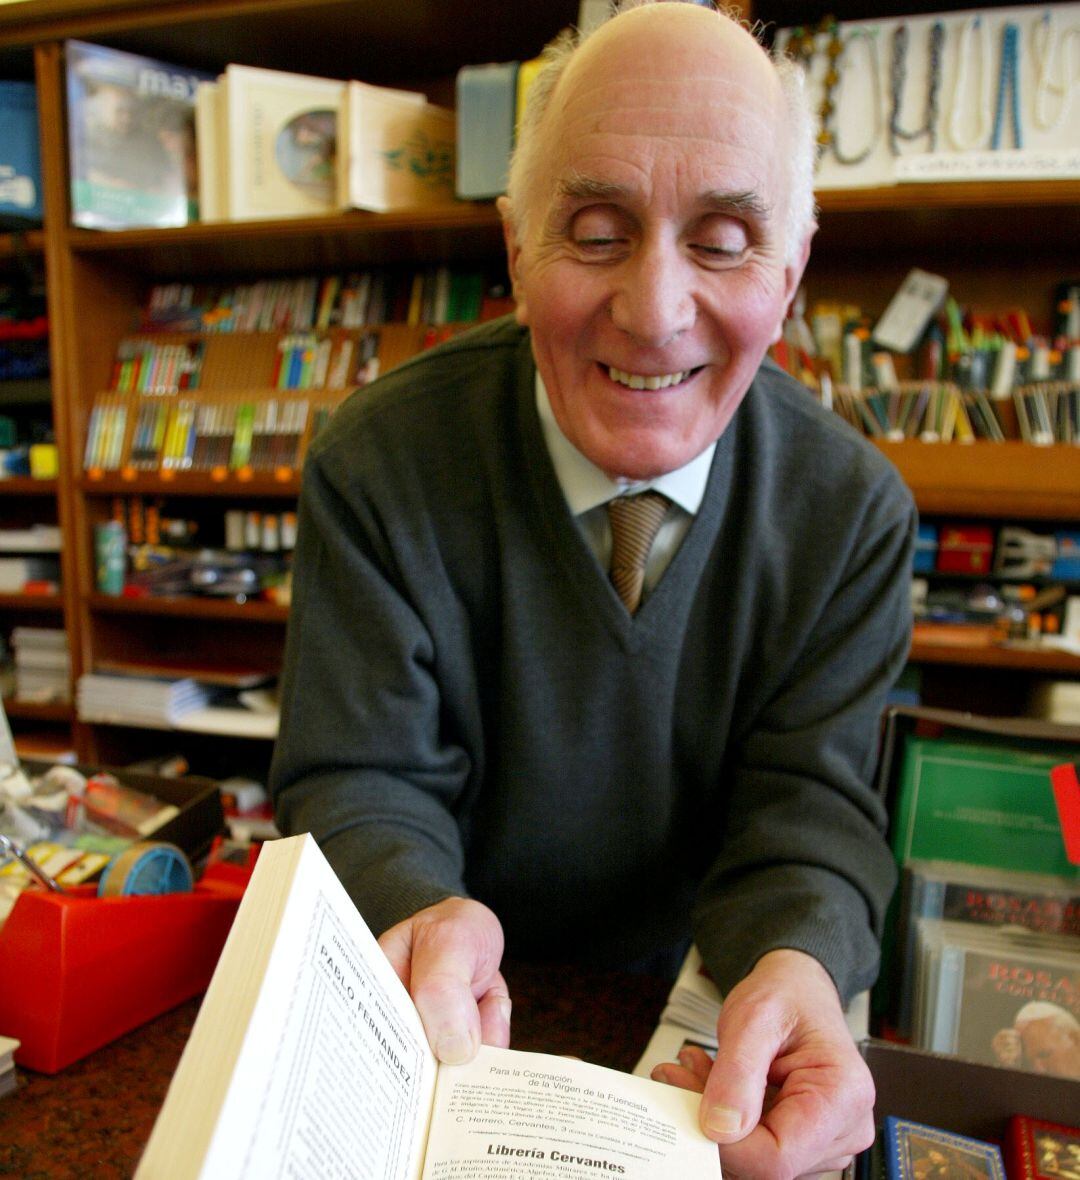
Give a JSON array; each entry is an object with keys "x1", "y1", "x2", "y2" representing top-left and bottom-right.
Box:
[
  {"x1": 497, "y1": 998, "x2": 512, "y2": 1026},
  {"x1": 435, "y1": 1032, "x2": 475, "y2": 1065},
  {"x1": 704, "y1": 1105, "x2": 742, "y2": 1137}
]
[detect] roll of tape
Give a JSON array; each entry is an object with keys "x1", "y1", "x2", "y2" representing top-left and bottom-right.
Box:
[{"x1": 97, "y1": 841, "x2": 194, "y2": 897}]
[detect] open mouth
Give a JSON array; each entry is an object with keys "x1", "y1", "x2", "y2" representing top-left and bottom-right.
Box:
[{"x1": 605, "y1": 365, "x2": 702, "y2": 390}]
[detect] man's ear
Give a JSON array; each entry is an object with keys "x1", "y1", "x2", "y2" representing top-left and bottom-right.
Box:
[
  {"x1": 497, "y1": 195, "x2": 529, "y2": 325},
  {"x1": 771, "y1": 226, "x2": 815, "y2": 344},
  {"x1": 784, "y1": 227, "x2": 814, "y2": 307}
]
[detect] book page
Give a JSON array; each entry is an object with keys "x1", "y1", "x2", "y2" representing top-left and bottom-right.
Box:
[
  {"x1": 421, "y1": 1045, "x2": 720, "y2": 1179},
  {"x1": 201, "y1": 838, "x2": 437, "y2": 1180}
]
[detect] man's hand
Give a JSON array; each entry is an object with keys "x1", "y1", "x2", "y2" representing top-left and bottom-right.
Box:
[
  {"x1": 651, "y1": 949, "x2": 875, "y2": 1179},
  {"x1": 378, "y1": 897, "x2": 511, "y2": 1065}
]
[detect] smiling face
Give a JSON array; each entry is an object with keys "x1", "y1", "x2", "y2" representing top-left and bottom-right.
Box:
[{"x1": 501, "y1": 5, "x2": 811, "y2": 480}]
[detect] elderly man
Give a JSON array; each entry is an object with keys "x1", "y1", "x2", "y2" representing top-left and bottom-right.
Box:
[{"x1": 270, "y1": 2, "x2": 915, "y2": 1175}]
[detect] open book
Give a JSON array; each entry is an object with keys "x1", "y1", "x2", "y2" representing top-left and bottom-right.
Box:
[{"x1": 136, "y1": 834, "x2": 720, "y2": 1179}]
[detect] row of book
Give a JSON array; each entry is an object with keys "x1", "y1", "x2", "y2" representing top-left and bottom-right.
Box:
[
  {"x1": 110, "y1": 331, "x2": 380, "y2": 396},
  {"x1": 825, "y1": 381, "x2": 1080, "y2": 445},
  {"x1": 138, "y1": 269, "x2": 504, "y2": 335},
  {"x1": 83, "y1": 395, "x2": 324, "y2": 474}
]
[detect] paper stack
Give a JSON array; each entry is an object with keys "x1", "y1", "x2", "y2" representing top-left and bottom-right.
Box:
[
  {"x1": 76, "y1": 672, "x2": 213, "y2": 727},
  {"x1": 11, "y1": 627, "x2": 70, "y2": 704}
]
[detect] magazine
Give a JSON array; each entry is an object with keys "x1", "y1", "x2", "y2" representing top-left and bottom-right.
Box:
[{"x1": 65, "y1": 40, "x2": 213, "y2": 229}]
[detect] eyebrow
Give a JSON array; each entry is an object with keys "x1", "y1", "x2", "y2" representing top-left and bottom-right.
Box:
[{"x1": 555, "y1": 176, "x2": 773, "y2": 220}]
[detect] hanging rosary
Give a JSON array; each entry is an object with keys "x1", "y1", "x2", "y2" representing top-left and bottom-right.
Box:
[
  {"x1": 889, "y1": 20, "x2": 945, "y2": 155},
  {"x1": 817, "y1": 22, "x2": 882, "y2": 166},
  {"x1": 990, "y1": 21, "x2": 1022, "y2": 149},
  {"x1": 1031, "y1": 9, "x2": 1080, "y2": 135},
  {"x1": 947, "y1": 14, "x2": 992, "y2": 151}
]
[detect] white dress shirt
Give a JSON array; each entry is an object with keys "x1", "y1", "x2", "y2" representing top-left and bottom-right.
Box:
[{"x1": 536, "y1": 375, "x2": 715, "y2": 596}]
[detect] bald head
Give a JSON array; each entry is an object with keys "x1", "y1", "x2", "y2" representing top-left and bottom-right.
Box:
[{"x1": 505, "y1": 0, "x2": 815, "y2": 265}]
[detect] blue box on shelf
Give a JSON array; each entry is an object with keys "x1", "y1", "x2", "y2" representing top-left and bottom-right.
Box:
[{"x1": 0, "y1": 81, "x2": 43, "y2": 225}]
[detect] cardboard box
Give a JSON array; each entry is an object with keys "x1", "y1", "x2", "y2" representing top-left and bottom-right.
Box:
[{"x1": 850, "y1": 1038, "x2": 1080, "y2": 1174}]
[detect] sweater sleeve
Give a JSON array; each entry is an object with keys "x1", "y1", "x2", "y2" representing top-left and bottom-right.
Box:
[
  {"x1": 691, "y1": 483, "x2": 916, "y2": 1005},
  {"x1": 269, "y1": 446, "x2": 470, "y2": 936}
]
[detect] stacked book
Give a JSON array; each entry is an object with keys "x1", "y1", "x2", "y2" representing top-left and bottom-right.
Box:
[
  {"x1": 77, "y1": 672, "x2": 213, "y2": 728},
  {"x1": 11, "y1": 627, "x2": 70, "y2": 704},
  {"x1": 632, "y1": 946, "x2": 869, "y2": 1078}
]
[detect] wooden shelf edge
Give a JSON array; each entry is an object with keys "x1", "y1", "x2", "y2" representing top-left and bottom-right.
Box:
[
  {"x1": 0, "y1": 476, "x2": 58, "y2": 495},
  {"x1": 0, "y1": 591, "x2": 63, "y2": 610},
  {"x1": 817, "y1": 179, "x2": 1080, "y2": 214},
  {"x1": 64, "y1": 203, "x2": 502, "y2": 253},
  {"x1": 80, "y1": 472, "x2": 301, "y2": 497},
  {"x1": 874, "y1": 441, "x2": 1080, "y2": 520},
  {"x1": 87, "y1": 592, "x2": 289, "y2": 622},
  {"x1": 910, "y1": 639, "x2": 1080, "y2": 673},
  {"x1": 3, "y1": 697, "x2": 73, "y2": 722}
]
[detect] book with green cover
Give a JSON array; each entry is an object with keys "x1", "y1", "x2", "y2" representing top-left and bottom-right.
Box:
[{"x1": 891, "y1": 736, "x2": 1078, "y2": 876}]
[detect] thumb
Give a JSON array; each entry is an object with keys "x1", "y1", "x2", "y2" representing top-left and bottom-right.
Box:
[{"x1": 699, "y1": 997, "x2": 779, "y2": 1143}]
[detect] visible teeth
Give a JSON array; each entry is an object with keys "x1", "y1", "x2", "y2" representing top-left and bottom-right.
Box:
[{"x1": 608, "y1": 366, "x2": 688, "y2": 390}]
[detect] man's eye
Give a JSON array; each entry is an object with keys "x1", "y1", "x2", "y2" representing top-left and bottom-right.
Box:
[{"x1": 694, "y1": 244, "x2": 743, "y2": 258}]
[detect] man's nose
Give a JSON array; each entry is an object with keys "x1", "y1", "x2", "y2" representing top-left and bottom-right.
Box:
[{"x1": 608, "y1": 243, "x2": 696, "y2": 348}]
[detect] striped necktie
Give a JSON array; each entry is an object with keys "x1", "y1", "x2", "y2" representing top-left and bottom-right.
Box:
[{"x1": 607, "y1": 491, "x2": 671, "y2": 614}]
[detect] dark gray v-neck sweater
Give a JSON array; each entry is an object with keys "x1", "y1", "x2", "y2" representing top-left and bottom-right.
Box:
[{"x1": 271, "y1": 317, "x2": 916, "y2": 1001}]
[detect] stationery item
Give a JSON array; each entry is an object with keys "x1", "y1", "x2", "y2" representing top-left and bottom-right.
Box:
[
  {"x1": 220, "y1": 63, "x2": 344, "y2": 221},
  {"x1": 912, "y1": 918, "x2": 1080, "y2": 1082},
  {"x1": 872, "y1": 269, "x2": 948, "y2": 354},
  {"x1": 1006, "y1": 1114, "x2": 1080, "y2": 1180},
  {"x1": 455, "y1": 61, "x2": 518, "y2": 199},
  {"x1": 93, "y1": 519, "x2": 126, "y2": 594},
  {"x1": 883, "y1": 1116, "x2": 1005, "y2": 1180},
  {"x1": 65, "y1": 40, "x2": 213, "y2": 228},
  {"x1": 97, "y1": 840, "x2": 193, "y2": 895},
  {"x1": 935, "y1": 524, "x2": 994, "y2": 575},
  {"x1": 0, "y1": 81, "x2": 42, "y2": 224},
  {"x1": 890, "y1": 734, "x2": 1079, "y2": 877},
  {"x1": 338, "y1": 80, "x2": 455, "y2": 213}
]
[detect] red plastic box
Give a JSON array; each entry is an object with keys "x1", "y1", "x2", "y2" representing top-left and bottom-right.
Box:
[{"x1": 0, "y1": 861, "x2": 248, "y2": 1073}]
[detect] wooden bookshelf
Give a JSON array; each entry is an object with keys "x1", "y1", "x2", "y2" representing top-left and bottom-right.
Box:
[{"x1": 0, "y1": 0, "x2": 1074, "y2": 765}]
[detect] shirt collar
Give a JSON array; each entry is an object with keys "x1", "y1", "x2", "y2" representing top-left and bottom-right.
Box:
[{"x1": 535, "y1": 373, "x2": 715, "y2": 516}]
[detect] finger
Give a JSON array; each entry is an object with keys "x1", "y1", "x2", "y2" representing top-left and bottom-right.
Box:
[
  {"x1": 408, "y1": 903, "x2": 504, "y2": 1065},
  {"x1": 719, "y1": 1059, "x2": 873, "y2": 1179},
  {"x1": 677, "y1": 1044, "x2": 715, "y2": 1085},
  {"x1": 699, "y1": 1006, "x2": 779, "y2": 1143},
  {"x1": 476, "y1": 972, "x2": 512, "y2": 1048},
  {"x1": 650, "y1": 1062, "x2": 706, "y2": 1092},
  {"x1": 377, "y1": 921, "x2": 416, "y2": 989}
]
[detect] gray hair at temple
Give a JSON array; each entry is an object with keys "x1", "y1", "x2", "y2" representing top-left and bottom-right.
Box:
[{"x1": 504, "y1": 0, "x2": 817, "y2": 267}]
